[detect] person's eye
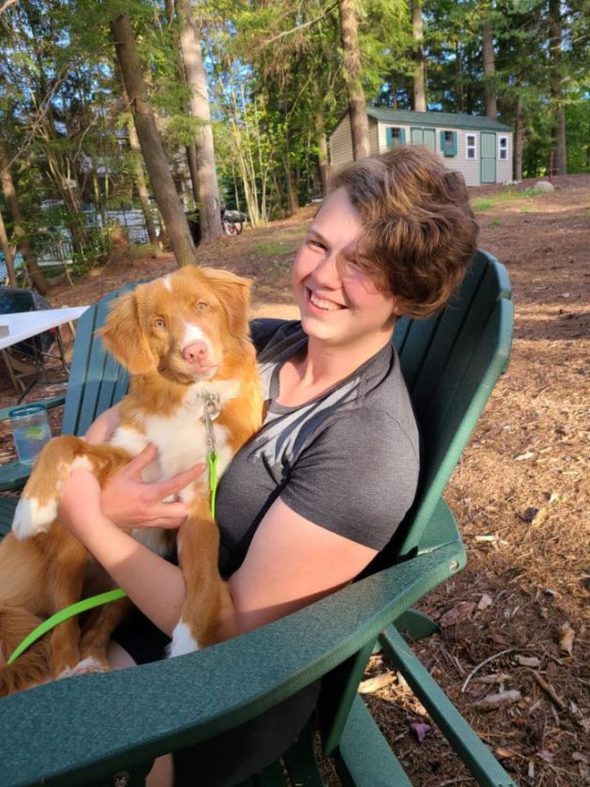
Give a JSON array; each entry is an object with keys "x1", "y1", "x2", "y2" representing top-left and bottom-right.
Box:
[{"x1": 307, "y1": 238, "x2": 326, "y2": 251}]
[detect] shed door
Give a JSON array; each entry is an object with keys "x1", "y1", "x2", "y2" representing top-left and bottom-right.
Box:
[
  {"x1": 410, "y1": 127, "x2": 436, "y2": 151},
  {"x1": 480, "y1": 132, "x2": 497, "y2": 183}
]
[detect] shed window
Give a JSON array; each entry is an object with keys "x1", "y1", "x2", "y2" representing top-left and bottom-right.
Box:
[
  {"x1": 440, "y1": 130, "x2": 457, "y2": 157},
  {"x1": 386, "y1": 126, "x2": 406, "y2": 147},
  {"x1": 498, "y1": 136, "x2": 509, "y2": 160},
  {"x1": 466, "y1": 134, "x2": 477, "y2": 160}
]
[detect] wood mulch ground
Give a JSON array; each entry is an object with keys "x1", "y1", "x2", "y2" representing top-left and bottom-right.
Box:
[{"x1": 1, "y1": 174, "x2": 588, "y2": 785}]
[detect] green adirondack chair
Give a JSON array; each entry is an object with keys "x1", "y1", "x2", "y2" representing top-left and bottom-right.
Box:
[{"x1": 0, "y1": 249, "x2": 516, "y2": 786}]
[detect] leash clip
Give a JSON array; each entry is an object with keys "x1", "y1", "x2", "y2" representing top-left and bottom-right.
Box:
[
  {"x1": 201, "y1": 392, "x2": 220, "y2": 454},
  {"x1": 201, "y1": 392, "x2": 220, "y2": 518}
]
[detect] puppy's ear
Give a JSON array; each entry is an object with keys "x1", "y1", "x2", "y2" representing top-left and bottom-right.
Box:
[
  {"x1": 98, "y1": 290, "x2": 156, "y2": 374},
  {"x1": 200, "y1": 267, "x2": 252, "y2": 339}
]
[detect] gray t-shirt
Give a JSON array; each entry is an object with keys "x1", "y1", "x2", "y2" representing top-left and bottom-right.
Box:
[{"x1": 216, "y1": 319, "x2": 420, "y2": 578}]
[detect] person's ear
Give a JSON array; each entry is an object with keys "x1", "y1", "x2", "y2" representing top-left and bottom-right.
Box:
[{"x1": 391, "y1": 295, "x2": 408, "y2": 317}]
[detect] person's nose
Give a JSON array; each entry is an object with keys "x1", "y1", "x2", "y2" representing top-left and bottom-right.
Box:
[{"x1": 311, "y1": 252, "x2": 341, "y2": 288}]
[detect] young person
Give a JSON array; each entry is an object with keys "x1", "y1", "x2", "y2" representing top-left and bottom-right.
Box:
[{"x1": 57, "y1": 145, "x2": 478, "y2": 785}]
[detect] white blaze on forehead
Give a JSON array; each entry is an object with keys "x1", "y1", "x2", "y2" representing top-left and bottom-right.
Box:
[
  {"x1": 182, "y1": 321, "x2": 207, "y2": 345},
  {"x1": 162, "y1": 274, "x2": 173, "y2": 291}
]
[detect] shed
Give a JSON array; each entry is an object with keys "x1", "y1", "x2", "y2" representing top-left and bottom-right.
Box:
[{"x1": 329, "y1": 109, "x2": 513, "y2": 187}]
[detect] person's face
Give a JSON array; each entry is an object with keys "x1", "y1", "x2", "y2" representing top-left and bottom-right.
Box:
[{"x1": 292, "y1": 187, "x2": 401, "y2": 353}]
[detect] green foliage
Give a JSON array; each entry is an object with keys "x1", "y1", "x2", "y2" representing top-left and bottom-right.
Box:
[{"x1": 0, "y1": 0, "x2": 587, "y2": 256}]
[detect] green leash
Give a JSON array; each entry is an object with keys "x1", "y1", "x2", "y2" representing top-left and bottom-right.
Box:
[
  {"x1": 6, "y1": 588, "x2": 127, "y2": 666},
  {"x1": 8, "y1": 394, "x2": 221, "y2": 667}
]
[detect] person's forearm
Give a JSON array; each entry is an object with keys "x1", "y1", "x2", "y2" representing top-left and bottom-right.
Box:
[{"x1": 76, "y1": 513, "x2": 186, "y2": 637}]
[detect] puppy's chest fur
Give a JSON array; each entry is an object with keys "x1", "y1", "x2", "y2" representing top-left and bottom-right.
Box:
[{"x1": 109, "y1": 380, "x2": 239, "y2": 551}]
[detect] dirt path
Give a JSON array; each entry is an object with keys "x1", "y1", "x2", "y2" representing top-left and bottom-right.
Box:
[{"x1": 1, "y1": 175, "x2": 588, "y2": 785}]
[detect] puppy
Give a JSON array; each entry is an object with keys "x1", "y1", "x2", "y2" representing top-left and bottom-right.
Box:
[{"x1": 0, "y1": 265, "x2": 262, "y2": 695}]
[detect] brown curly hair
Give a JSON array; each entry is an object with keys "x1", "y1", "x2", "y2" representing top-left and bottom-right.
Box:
[{"x1": 329, "y1": 145, "x2": 479, "y2": 317}]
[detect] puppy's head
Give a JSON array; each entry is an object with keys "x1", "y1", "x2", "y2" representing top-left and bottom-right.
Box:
[{"x1": 99, "y1": 265, "x2": 253, "y2": 384}]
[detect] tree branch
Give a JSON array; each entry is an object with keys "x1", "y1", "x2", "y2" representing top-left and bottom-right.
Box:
[
  {"x1": 0, "y1": 0, "x2": 19, "y2": 14},
  {"x1": 260, "y1": 0, "x2": 339, "y2": 47}
]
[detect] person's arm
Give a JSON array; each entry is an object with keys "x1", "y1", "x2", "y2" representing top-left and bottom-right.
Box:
[
  {"x1": 58, "y1": 470, "x2": 377, "y2": 641},
  {"x1": 228, "y1": 497, "x2": 377, "y2": 635},
  {"x1": 58, "y1": 469, "x2": 189, "y2": 636}
]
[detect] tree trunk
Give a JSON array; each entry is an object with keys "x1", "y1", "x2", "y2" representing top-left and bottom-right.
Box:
[
  {"x1": 338, "y1": 0, "x2": 370, "y2": 160},
  {"x1": 111, "y1": 14, "x2": 197, "y2": 267},
  {"x1": 316, "y1": 110, "x2": 331, "y2": 195},
  {"x1": 548, "y1": 0, "x2": 566, "y2": 175},
  {"x1": 514, "y1": 93, "x2": 524, "y2": 180},
  {"x1": 0, "y1": 209, "x2": 17, "y2": 286},
  {"x1": 177, "y1": 0, "x2": 223, "y2": 243},
  {"x1": 284, "y1": 126, "x2": 299, "y2": 215},
  {"x1": 185, "y1": 144, "x2": 200, "y2": 206},
  {"x1": 0, "y1": 142, "x2": 48, "y2": 294},
  {"x1": 482, "y1": 18, "x2": 497, "y2": 119},
  {"x1": 411, "y1": 1, "x2": 427, "y2": 112},
  {"x1": 125, "y1": 111, "x2": 159, "y2": 246}
]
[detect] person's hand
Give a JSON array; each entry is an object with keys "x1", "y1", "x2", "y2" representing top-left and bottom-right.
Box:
[{"x1": 100, "y1": 444, "x2": 206, "y2": 529}]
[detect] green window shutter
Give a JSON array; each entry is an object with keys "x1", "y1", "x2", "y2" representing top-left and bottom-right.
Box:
[
  {"x1": 386, "y1": 127, "x2": 405, "y2": 147},
  {"x1": 440, "y1": 130, "x2": 457, "y2": 157}
]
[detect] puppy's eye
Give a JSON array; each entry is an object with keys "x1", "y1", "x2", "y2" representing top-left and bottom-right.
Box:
[
  {"x1": 154, "y1": 318, "x2": 166, "y2": 329},
  {"x1": 196, "y1": 302, "x2": 208, "y2": 312}
]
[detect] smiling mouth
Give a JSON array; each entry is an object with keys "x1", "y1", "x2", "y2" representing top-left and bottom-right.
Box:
[{"x1": 307, "y1": 289, "x2": 345, "y2": 312}]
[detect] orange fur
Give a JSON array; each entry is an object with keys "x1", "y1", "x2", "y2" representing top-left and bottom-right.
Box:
[{"x1": 0, "y1": 265, "x2": 262, "y2": 695}]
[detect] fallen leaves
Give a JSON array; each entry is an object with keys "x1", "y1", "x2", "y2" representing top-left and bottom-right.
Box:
[
  {"x1": 474, "y1": 689, "x2": 522, "y2": 711},
  {"x1": 439, "y1": 601, "x2": 476, "y2": 627},
  {"x1": 357, "y1": 672, "x2": 396, "y2": 694},
  {"x1": 559, "y1": 622, "x2": 575, "y2": 655},
  {"x1": 409, "y1": 721, "x2": 432, "y2": 743},
  {"x1": 514, "y1": 654, "x2": 541, "y2": 668},
  {"x1": 517, "y1": 505, "x2": 548, "y2": 525}
]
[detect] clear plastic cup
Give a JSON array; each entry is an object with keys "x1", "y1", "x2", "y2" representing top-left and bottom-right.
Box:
[{"x1": 8, "y1": 403, "x2": 52, "y2": 465}]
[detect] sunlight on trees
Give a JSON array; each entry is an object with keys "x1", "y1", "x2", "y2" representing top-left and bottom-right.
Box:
[{"x1": 0, "y1": 0, "x2": 587, "y2": 277}]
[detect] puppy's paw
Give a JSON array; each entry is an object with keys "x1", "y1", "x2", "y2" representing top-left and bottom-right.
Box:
[
  {"x1": 12, "y1": 496, "x2": 58, "y2": 540},
  {"x1": 58, "y1": 657, "x2": 108, "y2": 679},
  {"x1": 167, "y1": 621, "x2": 200, "y2": 658}
]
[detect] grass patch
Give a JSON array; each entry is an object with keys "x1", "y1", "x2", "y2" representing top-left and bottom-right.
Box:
[
  {"x1": 129, "y1": 243, "x2": 160, "y2": 258},
  {"x1": 471, "y1": 186, "x2": 545, "y2": 212},
  {"x1": 253, "y1": 241, "x2": 293, "y2": 257},
  {"x1": 490, "y1": 219, "x2": 503, "y2": 227},
  {"x1": 471, "y1": 198, "x2": 495, "y2": 211}
]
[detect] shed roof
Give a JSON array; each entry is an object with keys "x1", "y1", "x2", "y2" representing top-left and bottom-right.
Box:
[{"x1": 366, "y1": 108, "x2": 512, "y2": 132}]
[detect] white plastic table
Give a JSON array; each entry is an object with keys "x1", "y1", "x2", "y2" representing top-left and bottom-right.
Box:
[
  {"x1": 0, "y1": 306, "x2": 88, "y2": 351},
  {"x1": 0, "y1": 306, "x2": 88, "y2": 399}
]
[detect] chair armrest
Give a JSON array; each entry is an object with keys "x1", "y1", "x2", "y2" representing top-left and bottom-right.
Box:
[
  {"x1": 0, "y1": 506, "x2": 464, "y2": 787},
  {"x1": 0, "y1": 395, "x2": 65, "y2": 491}
]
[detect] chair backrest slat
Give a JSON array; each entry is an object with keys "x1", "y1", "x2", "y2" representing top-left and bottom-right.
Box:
[
  {"x1": 389, "y1": 250, "x2": 513, "y2": 558},
  {"x1": 62, "y1": 288, "x2": 131, "y2": 436}
]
